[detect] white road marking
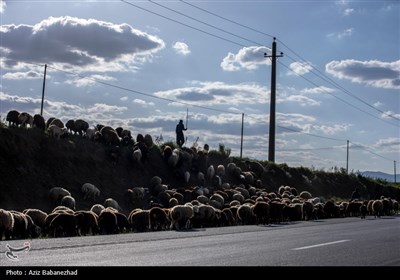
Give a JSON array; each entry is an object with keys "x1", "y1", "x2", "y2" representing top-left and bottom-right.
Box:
[{"x1": 292, "y1": 240, "x2": 350, "y2": 250}]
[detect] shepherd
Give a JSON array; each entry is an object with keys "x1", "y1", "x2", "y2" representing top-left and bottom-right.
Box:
[{"x1": 176, "y1": 119, "x2": 187, "y2": 147}]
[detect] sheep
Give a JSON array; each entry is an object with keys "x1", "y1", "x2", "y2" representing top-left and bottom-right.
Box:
[
  {"x1": 8, "y1": 211, "x2": 29, "y2": 239},
  {"x1": 23, "y1": 209, "x2": 47, "y2": 230},
  {"x1": 51, "y1": 205, "x2": 74, "y2": 214},
  {"x1": 74, "y1": 119, "x2": 89, "y2": 135},
  {"x1": 49, "y1": 118, "x2": 64, "y2": 129},
  {"x1": 360, "y1": 204, "x2": 368, "y2": 219},
  {"x1": 115, "y1": 212, "x2": 130, "y2": 233},
  {"x1": 98, "y1": 209, "x2": 118, "y2": 234},
  {"x1": 372, "y1": 200, "x2": 383, "y2": 218},
  {"x1": 32, "y1": 114, "x2": 46, "y2": 130},
  {"x1": 252, "y1": 201, "x2": 269, "y2": 225},
  {"x1": 129, "y1": 209, "x2": 150, "y2": 232},
  {"x1": 6, "y1": 110, "x2": 21, "y2": 126},
  {"x1": 61, "y1": 195, "x2": 76, "y2": 211},
  {"x1": 86, "y1": 127, "x2": 97, "y2": 140},
  {"x1": 132, "y1": 148, "x2": 142, "y2": 163},
  {"x1": 0, "y1": 209, "x2": 15, "y2": 240},
  {"x1": 149, "y1": 207, "x2": 169, "y2": 231},
  {"x1": 90, "y1": 204, "x2": 105, "y2": 216},
  {"x1": 191, "y1": 204, "x2": 216, "y2": 228},
  {"x1": 74, "y1": 210, "x2": 99, "y2": 236},
  {"x1": 81, "y1": 183, "x2": 101, "y2": 201},
  {"x1": 144, "y1": 134, "x2": 153, "y2": 148},
  {"x1": 101, "y1": 129, "x2": 120, "y2": 145},
  {"x1": 66, "y1": 120, "x2": 75, "y2": 134},
  {"x1": 169, "y1": 205, "x2": 194, "y2": 230},
  {"x1": 237, "y1": 204, "x2": 254, "y2": 225},
  {"x1": 299, "y1": 191, "x2": 312, "y2": 200},
  {"x1": 216, "y1": 165, "x2": 225, "y2": 177},
  {"x1": 104, "y1": 198, "x2": 122, "y2": 212},
  {"x1": 226, "y1": 162, "x2": 237, "y2": 175},
  {"x1": 302, "y1": 201, "x2": 314, "y2": 221},
  {"x1": 46, "y1": 117, "x2": 56, "y2": 128},
  {"x1": 210, "y1": 193, "x2": 225, "y2": 207},
  {"x1": 48, "y1": 187, "x2": 71, "y2": 206},
  {"x1": 49, "y1": 212, "x2": 77, "y2": 237},
  {"x1": 18, "y1": 112, "x2": 33, "y2": 127},
  {"x1": 169, "y1": 197, "x2": 179, "y2": 208},
  {"x1": 246, "y1": 160, "x2": 265, "y2": 177},
  {"x1": 48, "y1": 124, "x2": 67, "y2": 139}
]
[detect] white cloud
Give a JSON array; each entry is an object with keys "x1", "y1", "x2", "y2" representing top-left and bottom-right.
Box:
[
  {"x1": 120, "y1": 96, "x2": 128, "y2": 101},
  {"x1": 0, "y1": 16, "x2": 165, "y2": 72},
  {"x1": 87, "y1": 103, "x2": 127, "y2": 114},
  {"x1": 381, "y1": 110, "x2": 400, "y2": 120},
  {"x1": 173, "y1": 42, "x2": 191, "y2": 56},
  {"x1": 326, "y1": 59, "x2": 400, "y2": 89},
  {"x1": 64, "y1": 74, "x2": 116, "y2": 87},
  {"x1": 133, "y1": 98, "x2": 155, "y2": 107},
  {"x1": 154, "y1": 81, "x2": 268, "y2": 106},
  {"x1": 343, "y1": 8, "x2": 354, "y2": 16},
  {"x1": 311, "y1": 124, "x2": 351, "y2": 135},
  {"x1": 301, "y1": 86, "x2": 335, "y2": 94},
  {"x1": 0, "y1": 0, "x2": 5, "y2": 13},
  {"x1": 288, "y1": 61, "x2": 313, "y2": 76},
  {"x1": 327, "y1": 28, "x2": 354, "y2": 39},
  {"x1": 373, "y1": 101, "x2": 383, "y2": 108},
  {"x1": 373, "y1": 137, "x2": 400, "y2": 149},
  {"x1": 2, "y1": 71, "x2": 43, "y2": 80},
  {"x1": 220, "y1": 46, "x2": 270, "y2": 71},
  {"x1": 284, "y1": 95, "x2": 321, "y2": 106}
]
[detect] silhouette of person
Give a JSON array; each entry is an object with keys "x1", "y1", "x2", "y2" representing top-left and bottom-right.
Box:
[
  {"x1": 350, "y1": 187, "x2": 361, "y2": 201},
  {"x1": 176, "y1": 119, "x2": 187, "y2": 147}
]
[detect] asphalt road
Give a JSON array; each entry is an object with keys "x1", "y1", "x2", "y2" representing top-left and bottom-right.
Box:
[{"x1": 0, "y1": 216, "x2": 399, "y2": 267}]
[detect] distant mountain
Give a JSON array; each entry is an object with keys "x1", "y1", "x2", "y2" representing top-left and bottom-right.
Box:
[{"x1": 360, "y1": 171, "x2": 399, "y2": 183}]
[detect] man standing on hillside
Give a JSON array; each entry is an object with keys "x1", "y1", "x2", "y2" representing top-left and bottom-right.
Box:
[{"x1": 176, "y1": 119, "x2": 187, "y2": 147}]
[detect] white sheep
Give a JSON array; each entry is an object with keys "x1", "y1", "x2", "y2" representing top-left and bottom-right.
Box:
[
  {"x1": 81, "y1": 183, "x2": 101, "y2": 201},
  {"x1": 132, "y1": 148, "x2": 142, "y2": 163},
  {"x1": 169, "y1": 204, "x2": 194, "y2": 230},
  {"x1": 216, "y1": 165, "x2": 225, "y2": 177},
  {"x1": 48, "y1": 124, "x2": 67, "y2": 139}
]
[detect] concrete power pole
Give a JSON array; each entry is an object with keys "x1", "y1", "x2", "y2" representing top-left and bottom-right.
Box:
[{"x1": 264, "y1": 38, "x2": 283, "y2": 162}]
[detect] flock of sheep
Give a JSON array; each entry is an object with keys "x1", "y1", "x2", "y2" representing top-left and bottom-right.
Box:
[{"x1": 0, "y1": 109, "x2": 399, "y2": 241}]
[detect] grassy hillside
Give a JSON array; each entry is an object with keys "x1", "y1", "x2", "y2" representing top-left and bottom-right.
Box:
[{"x1": 0, "y1": 125, "x2": 399, "y2": 214}]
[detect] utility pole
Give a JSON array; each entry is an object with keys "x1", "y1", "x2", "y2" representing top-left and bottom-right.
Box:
[
  {"x1": 264, "y1": 38, "x2": 283, "y2": 162},
  {"x1": 240, "y1": 113, "x2": 244, "y2": 158},
  {"x1": 346, "y1": 140, "x2": 349, "y2": 174},
  {"x1": 40, "y1": 64, "x2": 47, "y2": 116},
  {"x1": 394, "y1": 160, "x2": 397, "y2": 183}
]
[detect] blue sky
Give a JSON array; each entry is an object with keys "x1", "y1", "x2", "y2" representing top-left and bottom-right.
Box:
[{"x1": 1, "y1": 0, "x2": 399, "y2": 174}]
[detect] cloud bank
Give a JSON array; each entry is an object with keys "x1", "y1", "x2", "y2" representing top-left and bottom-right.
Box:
[{"x1": 0, "y1": 16, "x2": 165, "y2": 72}]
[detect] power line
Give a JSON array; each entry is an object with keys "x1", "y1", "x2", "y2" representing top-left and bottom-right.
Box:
[
  {"x1": 349, "y1": 141, "x2": 397, "y2": 162},
  {"x1": 148, "y1": 0, "x2": 263, "y2": 47},
  {"x1": 177, "y1": 0, "x2": 400, "y2": 123},
  {"x1": 278, "y1": 61, "x2": 400, "y2": 128},
  {"x1": 120, "y1": 0, "x2": 246, "y2": 48},
  {"x1": 179, "y1": 0, "x2": 275, "y2": 39},
  {"x1": 277, "y1": 125, "x2": 347, "y2": 142},
  {"x1": 45, "y1": 64, "x2": 242, "y2": 115},
  {"x1": 282, "y1": 52, "x2": 400, "y2": 122}
]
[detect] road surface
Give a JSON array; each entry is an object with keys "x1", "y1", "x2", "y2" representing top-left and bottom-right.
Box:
[{"x1": 1, "y1": 216, "x2": 399, "y2": 267}]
